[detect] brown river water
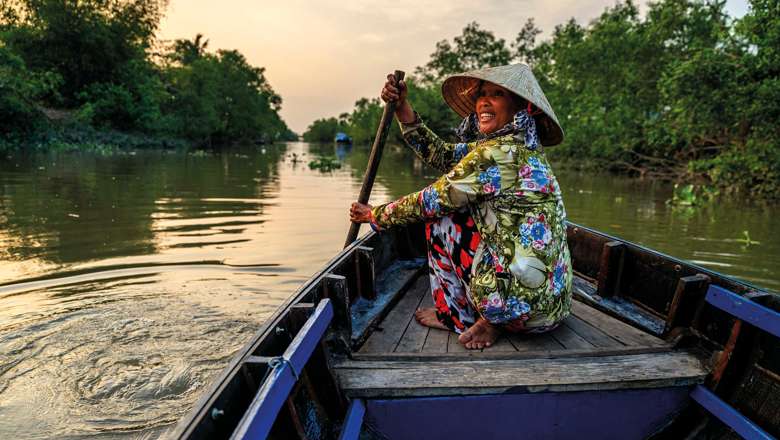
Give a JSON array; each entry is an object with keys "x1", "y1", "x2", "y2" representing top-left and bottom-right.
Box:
[{"x1": 0, "y1": 142, "x2": 777, "y2": 439}]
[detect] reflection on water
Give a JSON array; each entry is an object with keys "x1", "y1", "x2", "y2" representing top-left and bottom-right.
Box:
[
  {"x1": 557, "y1": 171, "x2": 779, "y2": 290},
  {"x1": 0, "y1": 142, "x2": 778, "y2": 439}
]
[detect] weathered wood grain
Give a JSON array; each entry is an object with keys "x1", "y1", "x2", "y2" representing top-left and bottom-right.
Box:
[
  {"x1": 355, "y1": 246, "x2": 376, "y2": 300},
  {"x1": 447, "y1": 331, "x2": 469, "y2": 353},
  {"x1": 394, "y1": 282, "x2": 429, "y2": 353},
  {"x1": 448, "y1": 332, "x2": 515, "y2": 353},
  {"x1": 350, "y1": 260, "x2": 424, "y2": 349},
  {"x1": 490, "y1": 336, "x2": 518, "y2": 352},
  {"x1": 665, "y1": 273, "x2": 711, "y2": 334},
  {"x1": 395, "y1": 321, "x2": 429, "y2": 353},
  {"x1": 359, "y1": 275, "x2": 428, "y2": 353},
  {"x1": 549, "y1": 323, "x2": 596, "y2": 349},
  {"x1": 352, "y1": 345, "x2": 671, "y2": 362},
  {"x1": 422, "y1": 328, "x2": 449, "y2": 353},
  {"x1": 334, "y1": 351, "x2": 708, "y2": 398},
  {"x1": 563, "y1": 315, "x2": 624, "y2": 348},
  {"x1": 571, "y1": 301, "x2": 667, "y2": 347},
  {"x1": 417, "y1": 294, "x2": 449, "y2": 353},
  {"x1": 357, "y1": 271, "x2": 668, "y2": 356},
  {"x1": 361, "y1": 292, "x2": 669, "y2": 355},
  {"x1": 566, "y1": 224, "x2": 604, "y2": 279},
  {"x1": 597, "y1": 241, "x2": 625, "y2": 298},
  {"x1": 508, "y1": 332, "x2": 564, "y2": 351},
  {"x1": 322, "y1": 274, "x2": 350, "y2": 346}
]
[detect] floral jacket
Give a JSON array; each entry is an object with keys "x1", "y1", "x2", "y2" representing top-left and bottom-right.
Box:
[{"x1": 370, "y1": 113, "x2": 572, "y2": 328}]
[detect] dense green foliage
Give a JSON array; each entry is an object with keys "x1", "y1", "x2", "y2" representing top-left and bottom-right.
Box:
[
  {"x1": 302, "y1": 116, "x2": 347, "y2": 143},
  {"x1": 0, "y1": 0, "x2": 295, "y2": 149},
  {"x1": 303, "y1": 78, "x2": 463, "y2": 145},
  {"x1": 527, "y1": 0, "x2": 780, "y2": 199},
  {"x1": 310, "y1": 0, "x2": 779, "y2": 198},
  {"x1": 0, "y1": 42, "x2": 60, "y2": 138},
  {"x1": 162, "y1": 39, "x2": 292, "y2": 144}
]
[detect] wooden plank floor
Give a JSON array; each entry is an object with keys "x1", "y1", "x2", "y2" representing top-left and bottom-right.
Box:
[
  {"x1": 344, "y1": 273, "x2": 708, "y2": 399},
  {"x1": 358, "y1": 273, "x2": 669, "y2": 356}
]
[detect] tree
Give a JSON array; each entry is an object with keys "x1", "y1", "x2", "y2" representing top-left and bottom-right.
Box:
[
  {"x1": 0, "y1": 1, "x2": 294, "y2": 146},
  {"x1": 405, "y1": 77, "x2": 461, "y2": 136},
  {"x1": 170, "y1": 33, "x2": 209, "y2": 66},
  {"x1": 415, "y1": 22, "x2": 512, "y2": 82},
  {"x1": 164, "y1": 48, "x2": 289, "y2": 143},
  {"x1": 512, "y1": 18, "x2": 542, "y2": 65},
  {"x1": 344, "y1": 97, "x2": 383, "y2": 143},
  {"x1": 302, "y1": 117, "x2": 344, "y2": 143},
  {"x1": 0, "y1": 42, "x2": 60, "y2": 137},
  {"x1": 1, "y1": 0, "x2": 167, "y2": 105}
]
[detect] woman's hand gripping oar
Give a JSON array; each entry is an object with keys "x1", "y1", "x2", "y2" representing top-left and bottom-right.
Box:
[{"x1": 344, "y1": 70, "x2": 405, "y2": 248}]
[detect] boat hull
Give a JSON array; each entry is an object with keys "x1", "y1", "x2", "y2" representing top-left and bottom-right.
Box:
[{"x1": 363, "y1": 387, "x2": 690, "y2": 439}]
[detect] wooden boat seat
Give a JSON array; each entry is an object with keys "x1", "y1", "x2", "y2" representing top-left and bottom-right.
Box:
[
  {"x1": 334, "y1": 351, "x2": 707, "y2": 398},
  {"x1": 335, "y1": 274, "x2": 709, "y2": 398}
]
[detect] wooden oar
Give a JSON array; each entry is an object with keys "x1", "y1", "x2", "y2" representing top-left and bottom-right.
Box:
[{"x1": 345, "y1": 70, "x2": 405, "y2": 248}]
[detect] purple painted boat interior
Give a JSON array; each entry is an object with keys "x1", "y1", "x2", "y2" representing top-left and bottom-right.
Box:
[{"x1": 364, "y1": 387, "x2": 691, "y2": 440}]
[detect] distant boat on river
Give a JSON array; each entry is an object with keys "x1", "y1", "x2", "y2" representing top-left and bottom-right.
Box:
[
  {"x1": 335, "y1": 132, "x2": 352, "y2": 144},
  {"x1": 171, "y1": 223, "x2": 780, "y2": 440}
]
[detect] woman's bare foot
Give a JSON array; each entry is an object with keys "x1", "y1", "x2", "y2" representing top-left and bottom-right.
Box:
[
  {"x1": 414, "y1": 308, "x2": 449, "y2": 330},
  {"x1": 458, "y1": 318, "x2": 500, "y2": 350}
]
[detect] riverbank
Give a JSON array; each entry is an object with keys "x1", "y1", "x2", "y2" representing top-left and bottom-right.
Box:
[
  {"x1": 0, "y1": 125, "x2": 189, "y2": 155},
  {"x1": 0, "y1": 122, "x2": 292, "y2": 156}
]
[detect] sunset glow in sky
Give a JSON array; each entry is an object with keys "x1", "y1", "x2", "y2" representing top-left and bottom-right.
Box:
[{"x1": 158, "y1": 0, "x2": 750, "y2": 134}]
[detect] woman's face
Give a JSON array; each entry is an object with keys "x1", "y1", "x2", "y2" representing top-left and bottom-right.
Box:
[{"x1": 475, "y1": 82, "x2": 520, "y2": 134}]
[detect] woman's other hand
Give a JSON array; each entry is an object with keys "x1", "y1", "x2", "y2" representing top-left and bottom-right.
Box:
[
  {"x1": 381, "y1": 73, "x2": 415, "y2": 123},
  {"x1": 350, "y1": 202, "x2": 373, "y2": 223}
]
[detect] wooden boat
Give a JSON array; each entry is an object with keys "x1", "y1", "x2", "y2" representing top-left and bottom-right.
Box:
[{"x1": 171, "y1": 223, "x2": 780, "y2": 439}]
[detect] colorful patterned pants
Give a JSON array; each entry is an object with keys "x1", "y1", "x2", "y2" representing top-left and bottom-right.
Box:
[
  {"x1": 425, "y1": 210, "x2": 481, "y2": 334},
  {"x1": 425, "y1": 210, "x2": 558, "y2": 334}
]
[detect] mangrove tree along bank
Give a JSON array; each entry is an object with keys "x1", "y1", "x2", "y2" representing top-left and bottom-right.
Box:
[
  {"x1": 0, "y1": 0, "x2": 296, "y2": 151},
  {"x1": 305, "y1": 0, "x2": 780, "y2": 199}
]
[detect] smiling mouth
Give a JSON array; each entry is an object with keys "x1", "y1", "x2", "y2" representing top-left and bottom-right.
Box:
[{"x1": 479, "y1": 112, "x2": 495, "y2": 123}]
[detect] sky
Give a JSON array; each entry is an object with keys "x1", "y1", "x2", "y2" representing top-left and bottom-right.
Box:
[{"x1": 158, "y1": 0, "x2": 751, "y2": 134}]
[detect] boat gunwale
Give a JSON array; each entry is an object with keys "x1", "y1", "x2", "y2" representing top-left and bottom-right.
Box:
[
  {"x1": 567, "y1": 221, "x2": 773, "y2": 295},
  {"x1": 170, "y1": 232, "x2": 375, "y2": 438}
]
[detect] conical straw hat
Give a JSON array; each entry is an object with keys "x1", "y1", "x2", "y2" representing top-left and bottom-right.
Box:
[{"x1": 442, "y1": 63, "x2": 564, "y2": 146}]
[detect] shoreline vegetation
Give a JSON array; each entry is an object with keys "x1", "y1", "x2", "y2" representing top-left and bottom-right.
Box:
[
  {"x1": 0, "y1": 1, "x2": 297, "y2": 155},
  {"x1": 304, "y1": 0, "x2": 779, "y2": 200}
]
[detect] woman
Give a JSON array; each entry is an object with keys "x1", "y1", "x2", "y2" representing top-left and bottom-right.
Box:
[{"x1": 350, "y1": 63, "x2": 572, "y2": 350}]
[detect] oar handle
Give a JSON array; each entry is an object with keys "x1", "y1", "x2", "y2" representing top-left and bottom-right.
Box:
[{"x1": 345, "y1": 70, "x2": 405, "y2": 248}]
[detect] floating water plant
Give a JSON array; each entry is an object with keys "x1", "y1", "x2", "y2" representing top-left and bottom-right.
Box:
[
  {"x1": 666, "y1": 184, "x2": 719, "y2": 207},
  {"x1": 738, "y1": 230, "x2": 760, "y2": 247},
  {"x1": 308, "y1": 156, "x2": 341, "y2": 172}
]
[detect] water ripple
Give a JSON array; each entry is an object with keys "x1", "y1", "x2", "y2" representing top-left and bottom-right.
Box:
[{"x1": 0, "y1": 268, "x2": 279, "y2": 439}]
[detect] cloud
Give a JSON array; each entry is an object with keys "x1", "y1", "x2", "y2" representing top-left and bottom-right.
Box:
[
  {"x1": 357, "y1": 33, "x2": 386, "y2": 43},
  {"x1": 159, "y1": 0, "x2": 750, "y2": 133}
]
